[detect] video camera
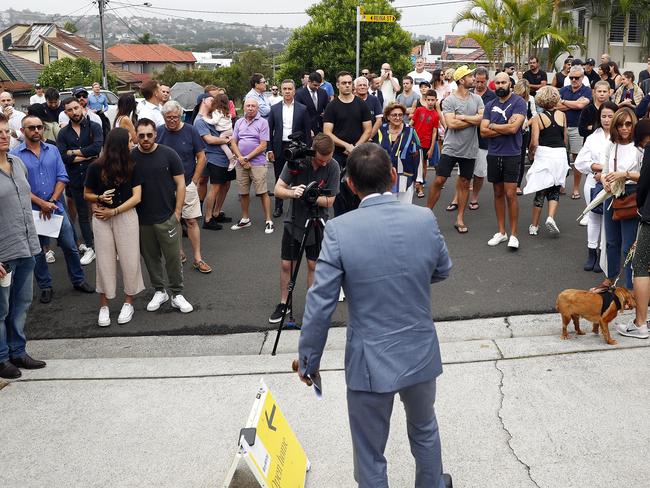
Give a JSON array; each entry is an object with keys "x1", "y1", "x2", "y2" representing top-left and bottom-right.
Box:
[{"x1": 284, "y1": 132, "x2": 315, "y2": 171}]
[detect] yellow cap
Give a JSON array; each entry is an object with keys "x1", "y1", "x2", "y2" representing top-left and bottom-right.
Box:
[{"x1": 453, "y1": 65, "x2": 474, "y2": 82}]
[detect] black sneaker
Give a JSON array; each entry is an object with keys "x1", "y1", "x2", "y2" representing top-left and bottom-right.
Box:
[
  {"x1": 269, "y1": 303, "x2": 290, "y2": 324},
  {"x1": 215, "y1": 212, "x2": 232, "y2": 223},
  {"x1": 202, "y1": 220, "x2": 223, "y2": 230},
  {"x1": 74, "y1": 281, "x2": 95, "y2": 293}
]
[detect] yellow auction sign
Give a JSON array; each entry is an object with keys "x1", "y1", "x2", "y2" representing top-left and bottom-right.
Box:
[
  {"x1": 360, "y1": 14, "x2": 396, "y2": 22},
  {"x1": 223, "y1": 380, "x2": 310, "y2": 488}
]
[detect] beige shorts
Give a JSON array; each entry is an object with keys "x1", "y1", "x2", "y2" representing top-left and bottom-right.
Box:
[
  {"x1": 567, "y1": 127, "x2": 583, "y2": 156},
  {"x1": 236, "y1": 164, "x2": 268, "y2": 195},
  {"x1": 474, "y1": 148, "x2": 488, "y2": 177},
  {"x1": 182, "y1": 182, "x2": 202, "y2": 219}
]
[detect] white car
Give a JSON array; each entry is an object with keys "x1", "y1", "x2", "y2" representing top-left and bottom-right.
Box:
[{"x1": 60, "y1": 88, "x2": 119, "y2": 126}]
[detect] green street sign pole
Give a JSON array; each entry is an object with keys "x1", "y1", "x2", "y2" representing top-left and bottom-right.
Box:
[{"x1": 356, "y1": 6, "x2": 361, "y2": 79}]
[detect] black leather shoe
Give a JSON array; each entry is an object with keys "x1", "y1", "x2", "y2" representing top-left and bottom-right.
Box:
[
  {"x1": 214, "y1": 212, "x2": 232, "y2": 223},
  {"x1": 10, "y1": 354, "x2": 46, "y2": 369},
  {"x1": 442, "y1": 473, "x2": 453, "y2": 488},
  {"x1": 273, "y1": 207, "x2": 283, "y2": 218},
  {"x1": 0, "y1": 361, "x2": 22, "y2": 379},
  {"x1": 40, "y1": 287, "x2": 53, "y2": 304},
  {"x1": 202, "y1": 220, "x2": 223, "y2": 230},
  {"x1": 74, "y1": 281, "x2": 95, "y2": 293}
]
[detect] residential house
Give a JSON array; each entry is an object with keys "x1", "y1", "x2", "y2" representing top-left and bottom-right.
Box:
[
  {"x1": 192, "y1": 52, "x2": 232, "y2": 70},
  {"x1": 0, "y1": 50, "x2": 44, "y2": 108},
  {"x1": 439, "y1": 35, "x2": 489, "y2": 67},
  {"x1": 410, "y1": 42, "x2": 440, "y2": 70},
  {"x1": 108, "y1": 44, "x2": 196, "y2": 76},
  {"x1": 0, "y1": 23, "x2": 140, "y2": 90}
]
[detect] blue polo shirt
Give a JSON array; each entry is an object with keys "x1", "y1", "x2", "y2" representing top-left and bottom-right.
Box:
[
  {"x1": 193, "y1": 116, "x2": 229, "y2": 167},
  {"x1": 10, "y1": 141, "x2": 69, "y2": 212},
  {"x1": 321, "y1": 81, "x2": 334, "y2": 98},
  {"x1": 559, "y1": 84, "x2": 592, "y2": 127}
]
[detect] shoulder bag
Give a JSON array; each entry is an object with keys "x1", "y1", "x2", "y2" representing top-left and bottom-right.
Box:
[{"x1": 611, "y1": 144, "x2": 638, "y2": 221}]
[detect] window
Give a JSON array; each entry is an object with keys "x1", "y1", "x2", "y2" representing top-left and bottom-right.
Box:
[
  {"x1": 48, "y1": 46, "x2": 58, "y2": 63},
  {"x1": 610, "y1": 13, "x2": 640, "y2": 44},
  {"x1": 577, "y1": 9, "x2": 586, "y2": 37},
  {"x1": 2, "y1": 34, "x2": 11, "y2": 51}
]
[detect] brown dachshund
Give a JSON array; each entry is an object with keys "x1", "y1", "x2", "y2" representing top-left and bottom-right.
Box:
[{"x1": 556, "y1": 287, "x2": 636, "y2": 345}]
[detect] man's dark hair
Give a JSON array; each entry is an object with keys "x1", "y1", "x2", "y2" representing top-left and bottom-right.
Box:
[
  {"x1": 26, "y1": 104, "x2": 47, "y2": 120},
  {"x1": 623, "y1": 71, "x2": 635, "y2": 81},
  {"x1": 403, "y1": 75, "x2": 414, "y2": 83},
  {"x1": 504, "y1": 62, "x2": 515, "y2": 69},
  {"x1": 308, "y1": 71, "x2": 323, "y2": 83},
  {"x1": 250, "y1": 73, "x2": 264, "y2": 88},
  {"x1": 347, "y1": 143, "x2": 392, "y2": 195},
  {"x1": 634, "y1": 118, "x2": 650, "y2": 147},
  {"x1": 425, "y1": 89, "x2": 437, "y2": 98},
  {"x1": 0, "y1": 112, "x2": 7, "y2": 123},
  {"x1": 45, "y1": 87, "x2": 59, "y2": 101},
  {"x1": 62, "y1": 96, "x2": 77, "y2": 108},
  {"x1": 204, "y1": 84, "x2": 219, "y2": 93},
  {"x1": 312, "y1": 133, "x2": 334, "y2": 155},
  {"x1": 140, "y1": 79, "x2": 160, "y2": 100},
  {"x1": 136, "y1": 117, "x2": 157, "y2": 131},
  {"x1": 528, "y1": 56, "x2": 539, "y2": 63},
  {"x1": 336, "y1": 71, "x2": 352, "y2": 81}
]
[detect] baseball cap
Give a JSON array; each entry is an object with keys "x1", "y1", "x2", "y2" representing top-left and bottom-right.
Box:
[
  {"x1": 73, "y1": 86, "x2": 88, "y2": 97},
  {"x1": 571, "y1": 59, "x2": 584, "y2": 66},
  {"x1": 196, "y1": 92, "x2": 213, "y2": 104},
  {"x1": 453, "y1": 65, "x2": 474, "y2": 82},
  {"x1": 585, "y1": 58, "x2": 596, "y2": 66},
  {"x1": 35, "y1": 83, "x2": 42, "y2": 88}
]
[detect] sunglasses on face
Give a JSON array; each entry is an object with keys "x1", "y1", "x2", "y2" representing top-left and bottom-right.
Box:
[
  {"x1": 75, "y1": 94, "x2": 88, "y2": 99},
  {"x1": 618, "y1": 121, "x2": 633, "y2": 128},
  {"x1": 389, "y1": 113, "x2": 404, "y2": 118},
  {"x1": 362, "y1": 71, "x2": 369, "y2": 75},
  {"x1": 569, "y1": 76, "x2": 581, "y2": 80},
  {"x1": 138, "y1": 133, "x2": 155, "y2": 139},
  {"x1": 25, "y1": 125, "x2": 44, "y2": 131}
]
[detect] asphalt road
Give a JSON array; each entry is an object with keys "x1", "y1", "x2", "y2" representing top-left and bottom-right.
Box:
[{"x1": 26, "y1": 167, "x2": 604, "y2": 340}]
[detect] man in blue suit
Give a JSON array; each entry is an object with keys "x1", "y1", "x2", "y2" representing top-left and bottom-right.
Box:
[
  {"x1": 295, "y1": 71, "x2": 329, "y2": 136},
  {"x1": 297, "y1": 143, "x2": 453, "y2": 488},
  {"x1": 267, "y1": 79, "x2": 311, "y2": 217}
]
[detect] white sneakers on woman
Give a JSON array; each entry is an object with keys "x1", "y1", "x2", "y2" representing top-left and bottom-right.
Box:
[{"x1": 98, "y1": 303, "x2": 135, "y2": 327}]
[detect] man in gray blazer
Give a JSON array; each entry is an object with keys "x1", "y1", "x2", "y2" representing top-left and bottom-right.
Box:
[{"x1": 297, "y1": 143, "x2": 453, "y2": 488}]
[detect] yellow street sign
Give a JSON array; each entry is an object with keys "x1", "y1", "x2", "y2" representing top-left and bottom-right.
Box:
[
  {"x1": 223, "y1": 380, "x2": 310, "y2": 488},
  {"x1": 360, "y1": 14, "x2": 396, "y2": 23}
]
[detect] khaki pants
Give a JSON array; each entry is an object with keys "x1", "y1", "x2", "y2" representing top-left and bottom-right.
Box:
[
  {"x1": 139, "y1": 214, "x2": 184, "y2": 295},
  {"x1": 92, "y1": 208, "x2": 145, "y2": 299}
]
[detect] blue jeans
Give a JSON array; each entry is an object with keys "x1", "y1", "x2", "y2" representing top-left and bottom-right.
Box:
[
  {"x1": 0, "y1": 257, "x2": 35, "y2": 362},
  {"x1": 34, "y1": 211, "x2": 85, "y2": 290},
  {"x1": 604, "y1": 196, "x2": 639, "y2": 288}
]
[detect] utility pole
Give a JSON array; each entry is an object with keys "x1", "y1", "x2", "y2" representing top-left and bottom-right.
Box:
[{"x1": 98, "y1": 0, "x2": 109, "y2": 90}]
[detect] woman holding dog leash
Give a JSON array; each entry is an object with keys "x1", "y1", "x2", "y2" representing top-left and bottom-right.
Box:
[
  {"x1": 622, "y1": 118, "x2": 650, "y2": 339},
  {"x1": 592, "y1": 107, "x2": 643, "y2": 294}
]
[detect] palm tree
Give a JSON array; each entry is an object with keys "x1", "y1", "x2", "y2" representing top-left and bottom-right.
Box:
[{"x1": 452, "y1": 0, "x2": 507, "y2": 69}]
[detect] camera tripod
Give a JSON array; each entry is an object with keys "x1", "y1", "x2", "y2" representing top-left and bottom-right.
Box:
[{"x1": 271, "y1": 205, "x2": 326, "y2": 356}]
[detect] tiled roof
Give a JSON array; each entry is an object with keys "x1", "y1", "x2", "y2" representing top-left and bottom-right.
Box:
[
  {"x1": 0, "y1": 50, "x2": 44, "y2": 84},
  {"x1": 13, "y1": 23, "x2": 56, "y2": 48},
  {"x1": 452, "y1": 48, "x2": 488, "y2": 62},
  {"x1": 107, "y1": 44, "x2": 196, "y2": 63},
  {"x1": 0, "y1": 80, "x2": 32, "y2": 93},
  {"x1": 444, "y1": 35, "x2": 481, "y2": 50},
  {"x1": 43, "y1": 30, "x2": 123, "y2": 64}
]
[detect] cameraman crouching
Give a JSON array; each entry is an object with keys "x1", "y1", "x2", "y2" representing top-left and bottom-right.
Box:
[{"x1": 268, "y1": 133, "x2": 340, "y2": 324}]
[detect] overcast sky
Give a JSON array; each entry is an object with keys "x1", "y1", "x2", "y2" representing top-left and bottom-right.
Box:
[{"x1": 19, "y1": 0, "x2": 468, "y2": 39}]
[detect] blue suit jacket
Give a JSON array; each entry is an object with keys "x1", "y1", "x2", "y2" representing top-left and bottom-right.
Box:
[
  {"x1": 295, "y1": 86, "x2": 329, "y2": 135},
  {"x1": 298, "y1": 194, "x2": 452, "y2": 393},
  {"x1": 267, "y1": 100, "x2": 312, "y2": 158}
]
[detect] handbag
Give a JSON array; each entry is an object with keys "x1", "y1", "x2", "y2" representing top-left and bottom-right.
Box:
[
  {"x1": 590, "y1": 182, "x2": 604, "y2": 215},
  {"x1": 611, "y1": 144, "x2": 638, "y2": 221}
]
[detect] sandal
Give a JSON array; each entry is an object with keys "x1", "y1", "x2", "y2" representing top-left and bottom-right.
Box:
[
  {"x1": 180, "y1": 253, "x2": 187, "y2": 264},
  {"x1": 417, "y1": 188, "x2": 425, "y2": 198},
  {"x1": 453, "y1": 223, "x2": 468, "y2": 234},
  {"x1": 571, "y1": 193, "x2": 581, "y2": 200},
  {"x1": 446, "y1": 203, "x2": 458, "y2": 211},
  {"x1": 193, "y1": 260, "x2": 212, "y2": 274},
  {"x1": 469, "y1": 201, "x2": 479, "y2": 210}
]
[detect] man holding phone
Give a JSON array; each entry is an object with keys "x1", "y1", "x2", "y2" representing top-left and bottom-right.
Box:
[
  {"x1": 379, "y1": 63, "x2": 401, "y2": 108},
  {"x1": 0, "y1": 114, "x2": 47, "y2": 379}
]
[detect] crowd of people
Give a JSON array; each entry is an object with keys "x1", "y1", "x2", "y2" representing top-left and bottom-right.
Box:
[{"x1": 2, "y1": 52, "x2": 650, "y2": 379}]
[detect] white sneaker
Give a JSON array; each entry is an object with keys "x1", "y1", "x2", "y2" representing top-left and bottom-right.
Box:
[
  {"x1": 117, "y1": 303, "x2": 134, "y2": 324},
  {"x1": 79, "y1": 243, "x2": 89, "y2": 254},
  {"x1": 171, "y1": 294, "x2": 193, "y2": 313},
  {"x1": 615, "y1": 322, "x2": 649, "y2": 339},
  {"x1": 45, "y1": 249, "x2": 56, "y2": 263},
  {"x1": 80, "y1": 247, "x2": 96, "y2": 265},
  {"x1": 507, "y1": 235, "x2": 519, "y2": 249},
  {"x1": 98, "y1": 306, "x2": 111, "y2": 327},
  {"x1": 339, "y1": 288, "x2": 346, "y2": 302},
  {"x1": 545, "y1": 216, "x2": 560, "y2": 235},
  {"x1": 231, "y1": 218, "x2": 252, "y2": 230},
  {"x1": 579, "y1": 214, "x2": 588, "y2": 226},
  {"x1": 528, "y1": 225, "x2": 538, "y2": 236},
  {"x1": 488, "y1": 232, "x2": 508, "y2": 246},
  {"x1": 265, "y1": 220, "x2": 274, "y2": 234},
  {"x1": 146, "y1": 290, "x2": 169, "y2": 311}
]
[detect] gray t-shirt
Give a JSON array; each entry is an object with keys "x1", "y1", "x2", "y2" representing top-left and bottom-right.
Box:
[
  {"x1": 441, "y1": 92, "x2": 484, "y2": 159},
  {"x1": 279, "y1": 159, "x2": 341, "y2": 244},
  {"x1": 397, "y1": 92, "x2": 419, "y2": 124},
  {"x1": 0, "y1": 154, "x2": 41, "y2": 262}
]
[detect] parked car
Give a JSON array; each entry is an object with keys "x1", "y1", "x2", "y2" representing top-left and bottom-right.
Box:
[{"x1": 59, "y1": 88, "x2": 119, "y2": 126}]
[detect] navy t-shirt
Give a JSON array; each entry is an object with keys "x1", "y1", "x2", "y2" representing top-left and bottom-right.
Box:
[
  {"x1": 156, "y1": 123, "x2": 206, "y2": 184},
  {"x1": 476, "y1": 89, "x2": 498, "y2": 150},
  {"x1": 559, "y1": 84, "x2": 592, "y2": 127},
  {"x1": 193, "y1": 116, "x2": 229, "y2": 167},
  {"x1": 483, "y1": 94, "x2": 528, "y2": 157}
]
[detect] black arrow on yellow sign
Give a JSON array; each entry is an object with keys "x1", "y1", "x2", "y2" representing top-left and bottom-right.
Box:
[{"x1": 265, "y1": 405, "x2": 277, "y2": 432}]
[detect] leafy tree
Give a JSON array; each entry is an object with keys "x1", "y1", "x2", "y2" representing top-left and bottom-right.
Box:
[
  {"x1": 136, "y1": 33, "x2": 157, "y2": 44},
  {"x1": 279, "y1": 0, "x2": 413, "y2": 85},
  {"x1": 63, "y1": 21, "x2": 78, "y2": 33},
  {"x1": 37, "y1": 57, "x2": 118, "y2": 91}
]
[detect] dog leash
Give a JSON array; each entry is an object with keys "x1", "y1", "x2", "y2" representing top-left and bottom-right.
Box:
[{"x1": 611, "y1": 240, "x2": 637, "y2": 288}]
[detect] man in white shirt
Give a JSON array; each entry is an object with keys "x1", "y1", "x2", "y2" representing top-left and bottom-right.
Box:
[
  {"x1": 268, "y1": 85, "x2": 283, "y2": 106},
  {"x1": 137, "y1": 79, "x2": 165, "y2": 127},
  {"x1": 0, "y1": 91, "x2": 25, "y2": 149},
  {"x1": 29, "y1": 84, "x2": 46, "y2": 105},
  {"x1": 379, "y1": 63, "x2": 401, "y2": 108},
  {"x1": 58, "y1": 87, "x2": 102, "y2": 127},
  {"x1": 408, "y1": 57, "x2": 433, "y2": 95}
]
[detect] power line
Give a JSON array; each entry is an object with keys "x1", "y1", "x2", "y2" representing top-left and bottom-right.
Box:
[
  {"x1": 107, "y1": 7, "x2": 175, "y2": 61},
  {"x1": 394, "y1": 0, "x2": 468, "y2": 8},
  {"x1": 111, "y1": 1, "x2": 306, "y2": 15},
  {"x1": 402, "y1": 21, "x2": 454, "y2": 27},
  {"x1": 50, "y1": 2, "x2": 96, "y2": 23}
]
